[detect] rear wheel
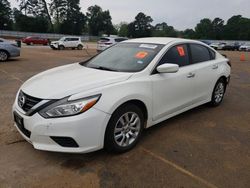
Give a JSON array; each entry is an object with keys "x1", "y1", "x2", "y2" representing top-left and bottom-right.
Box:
[
  {"x1": 210, "y1": 78, "x2": 226, "y2": 106},
  {"x1": 77, "y1": 44, "x2": 83, "y2": 50},
  {"x1": 0, "y1": 50, "x2": 8, "y2": 62},
  {"x1": 104, "y1": 104, "x2": 144, "y2": 153}
]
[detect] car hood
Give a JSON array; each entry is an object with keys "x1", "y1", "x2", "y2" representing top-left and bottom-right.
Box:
[{"x1": 21, "y1": 63, "x2": 133, "y2": 99}]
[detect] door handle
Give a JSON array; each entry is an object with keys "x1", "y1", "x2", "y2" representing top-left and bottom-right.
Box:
[
  {"x1": 212, "y1": 65, "x2": 219, "y2": 69},
  {"x1": 187, "y1": 72, "x2": 195, "y2": 78}
]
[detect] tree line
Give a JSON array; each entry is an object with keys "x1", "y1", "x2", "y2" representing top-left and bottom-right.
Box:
[{"x1": 1, "y1": 0, "x2": 250, "y2": 40}]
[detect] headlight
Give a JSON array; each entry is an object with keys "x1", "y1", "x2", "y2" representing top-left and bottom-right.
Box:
[{"x1": 39, "y1": 94, "x2": 101, "y2": 118}]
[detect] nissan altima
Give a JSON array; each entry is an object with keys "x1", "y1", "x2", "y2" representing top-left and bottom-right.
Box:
[{"x1": 13, "y1": 37, "x2": 231, "y2": 153}]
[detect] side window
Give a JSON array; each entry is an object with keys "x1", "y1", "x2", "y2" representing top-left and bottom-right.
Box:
[
  {"x1": 159, "y1": 44, "x2": 189, "y2": 67},
  {"x1": 190, "y1": 44, "x2": 211, "y2": 63}
]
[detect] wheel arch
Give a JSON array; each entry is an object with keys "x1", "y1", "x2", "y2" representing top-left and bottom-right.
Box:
[
  {"x1": 109, "y1": 99, "x2": 149, "y2": 127},
  {"x1": 0, "y1": 49, "x2": 10, "y2": 57}
]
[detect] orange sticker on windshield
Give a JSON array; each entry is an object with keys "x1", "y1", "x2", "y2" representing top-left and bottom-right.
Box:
[
  {"x1": 177, "y1": 46, "x2": 185, "y2": 56},
  {"x1": 135, "y1": 51, "x2": 148, "y2": 59}
]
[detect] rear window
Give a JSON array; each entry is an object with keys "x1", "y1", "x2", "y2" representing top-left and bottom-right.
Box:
[
  {"x1": 190, "y1": 44, "x2": 211, "y2": 64},
  {"x1": 99, "y1": 38, "x2": 110, "y2": 42}
]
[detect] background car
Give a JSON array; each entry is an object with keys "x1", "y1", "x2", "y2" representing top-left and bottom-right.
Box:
[
  {"x1": 50, "y1": 37, "x2": 84, "y2": 50},
  {"x1": 222, "y1": 42, "x2": 241, "y2": 51},
  {"x1": 97, "y1": 37, "x2": 128, "y2": 52},
  {"x1": 0, "y1": 38, "x2": 20, "y2": 62},
  {"x1": 210, "y1": 42, "x2": 226, "y2": 50},
  {"x1": 22, "y1": 36, "x2": 49, "y2": 45},
  {"x1": 239, "y1": 43, "x2": 250, "y2": 51},
  {"x1": 200, "y1": 40, "x2": 211, "y2": 45}
]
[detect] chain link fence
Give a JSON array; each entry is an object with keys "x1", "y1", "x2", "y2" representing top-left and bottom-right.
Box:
[{"x1": 0, "y1": 30, "x2": 99, "y2": 41}]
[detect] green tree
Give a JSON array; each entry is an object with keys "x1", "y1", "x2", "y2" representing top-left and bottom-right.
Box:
[
  {"x1": 13, "y1": 8, "x2": 49, "y2": 32},
  {"x1": 128, "y1": 12, "x2": 153, "y2": 38},
  {"x1": 180, "y1": 29, "x2": 196, "y2": 39},
  {"x1": 0, "y1": 0, "x2": 13, "y2": 30},
  {"x1": 211, "y1": 17, "x2": 224, "y2": 39},
  {"x1": 195, "y1": 18, "x2": 213, "y2": 39},
  {"x1": 224, "y1": 15, "x2": 250, "y2": 40},
  {"x1": 118, "y1": 22, "x2": 128, "y2": 37},
  {"x1": 18, "y1": 0, "x2": 53, "y2": 31},
  {"x1": 87, "y1": 5, "x2": 116, "y2": 36},
  {"x1": 152, "y1": 22, "x2": 177, "y2": 37},
  {"x1": 49, "y1": 0, "x2": 86, "y2": 35}
]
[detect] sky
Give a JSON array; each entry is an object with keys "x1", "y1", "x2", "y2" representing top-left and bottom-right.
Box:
[{"x1": 9, "y1": 0, "x2": 250, "y2": 30}]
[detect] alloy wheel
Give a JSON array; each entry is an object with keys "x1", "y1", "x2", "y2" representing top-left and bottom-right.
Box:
[
  {"x1": 114, "y1": 112, "x2": 141, "y2": 147},
  {"x1": 0, "y1": 51, "x2": 8, "y2": 61},
  {"x1": 214, "y1": 82, "x2": 224, "y2": 103}
]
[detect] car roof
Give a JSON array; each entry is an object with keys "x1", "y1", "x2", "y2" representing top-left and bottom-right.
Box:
[{"x1": 122, "y1": 37, "x2": 197, "y2": 45}]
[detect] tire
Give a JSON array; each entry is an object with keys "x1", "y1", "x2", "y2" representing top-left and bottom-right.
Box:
[
  {"x1": 210, "y1": 78, "x2": 226, "y2": 107},
  {"x1": 58, "y1": 45, "x2": 65, "y2": 50},
  {"x1": 0, "y1": 50, "x2": 9, "y2": 62},
  {"x1": 104, "y1": 104, "x2": 144, "y2": 153},
  {"x1": 30, "y1": 42, "x2": 34, "y2": 45},
  {"x1": 77, "y1": 44, "x2": 83, "y2": 50}
]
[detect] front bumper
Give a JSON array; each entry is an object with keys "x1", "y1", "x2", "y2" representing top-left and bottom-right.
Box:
[
  {"x1": 9, "y1": 47, "x2": 20, "y2": 57},
  {"x1": 12, "y1": 102, "x2": 111, "y2": 153},
  {"x1": 50, "y1": 43, "x2": 58, "y2": 49}
]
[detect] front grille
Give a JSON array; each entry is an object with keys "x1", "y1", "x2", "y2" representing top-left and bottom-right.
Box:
[{"x1": 18, "y1": 91, "x2": 42, "y2": 112}]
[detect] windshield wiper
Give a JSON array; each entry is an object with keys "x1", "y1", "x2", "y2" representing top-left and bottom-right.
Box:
[{"x1": 91, "y1": 66, "x2": 118, "y2": 72}]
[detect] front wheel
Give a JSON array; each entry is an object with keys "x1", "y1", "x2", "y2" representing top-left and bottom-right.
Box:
[
  {"x1": 104, "y1": 104, "x2": 144, "y2": 153},
  {"x1": 0, "y1": 50, "x2": 8, "y2": 62},
  {"x1": 210, "y1": 78, "x2": 226, "y2": 106},
  {"x1": 58, "y1": 45, "x2": 65, "y2": 50}
]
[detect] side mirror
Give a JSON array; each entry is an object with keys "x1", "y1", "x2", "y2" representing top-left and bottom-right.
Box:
[{"x1": 157, "y1": 63, "x2": 179, "y2": 73}]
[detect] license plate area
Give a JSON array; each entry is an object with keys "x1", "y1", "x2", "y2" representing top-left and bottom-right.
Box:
[{"x1": 14, "y1": 112, "x2": 31, "y2": 138}]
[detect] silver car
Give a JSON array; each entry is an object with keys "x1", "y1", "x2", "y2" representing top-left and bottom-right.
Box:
[
  {"x1": 97, "y1": 37, "x2": 128, "y2": 52},
  {"x1": 0, "y1": 38, "x2": 20, "y2": 62}
]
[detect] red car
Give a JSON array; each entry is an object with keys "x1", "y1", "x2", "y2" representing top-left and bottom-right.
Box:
[{"x1": 22, "y1": 36, "x2": 49, "y2": 45}]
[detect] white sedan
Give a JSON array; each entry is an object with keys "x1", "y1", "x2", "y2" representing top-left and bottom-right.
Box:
[{"x1": 13, "y1": 37, "x2": 231, "y2": 153}]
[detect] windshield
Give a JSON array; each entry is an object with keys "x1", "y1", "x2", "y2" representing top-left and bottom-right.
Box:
[
  {"x1": 59, "y1": 37, "x2": 65, "y2": 41},
  {"x1": 84, "y1": 43, "x2": 164, "y2": 72}
]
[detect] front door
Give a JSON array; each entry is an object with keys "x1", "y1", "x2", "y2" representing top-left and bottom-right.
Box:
[{"x1": 151, "y1": 44, "x2": 197, "y2": 121}]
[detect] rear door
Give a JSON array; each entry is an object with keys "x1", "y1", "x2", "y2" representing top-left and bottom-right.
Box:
[
  {"x1": 71, "y1": 38, "x2": 79, "y2": 47},
  {"x1": 64, "y1": 38, "x2": 71, "y2": 47},
  {"x1": 151, "y1": 44, "x2": 197, "y2": 121},
  {"x1": 188, "y1": 43, "x2": 219, "y2": 102}
]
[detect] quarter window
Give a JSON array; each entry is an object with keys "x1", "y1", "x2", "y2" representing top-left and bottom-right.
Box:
[
  {"x1": 190, "y1": 44, "x2": 211, "y2": 63},
  {"x1": 159, "y1": 44, "x2": 189, "y2": 67}
]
